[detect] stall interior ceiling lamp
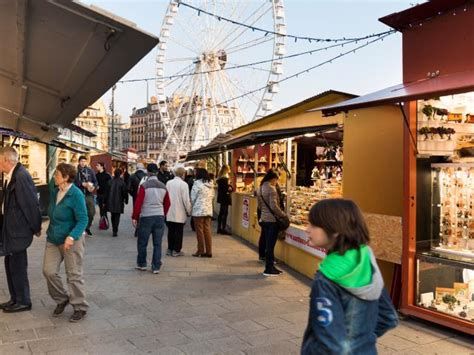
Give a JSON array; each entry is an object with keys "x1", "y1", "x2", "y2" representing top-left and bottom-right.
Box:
[
  {"x1": 177, "y1": 0, "x2": 395, "y2": 43},
  {"x1": 129, "y1": 32, "x2": 393, "y2": 127},
  {"x1": 304, "y1": 133, "x2": 316, "y2": 137}
]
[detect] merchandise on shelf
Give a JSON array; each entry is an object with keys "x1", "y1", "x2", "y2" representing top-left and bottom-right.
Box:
[
  {"x1": 432, "y1": 164, "x2": 474, "y2": 256},
  {"x1": 289, "y1": 182, "x2": 342, "y2": 226}
]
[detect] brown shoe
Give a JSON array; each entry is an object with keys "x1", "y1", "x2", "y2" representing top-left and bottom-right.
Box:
[
  {"x1": 69, "y1": 310, "x2": 87, "y2": 323},
  {"x1": 53, "y1": 300, "x2": 69, "y2": 317}
]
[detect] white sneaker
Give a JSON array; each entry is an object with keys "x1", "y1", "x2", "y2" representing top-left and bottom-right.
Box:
[
  {"x1": 172, "y1": 251, "x2": 185, "y2": 257},
  {"x1": 135, "y1": 266, "x2": 146, "y2": 271},
  {"x1": 152, "y1": 269, "x2": 160, "y2": 274}
]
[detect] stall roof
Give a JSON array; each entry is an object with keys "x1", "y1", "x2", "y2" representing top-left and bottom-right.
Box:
[
  {"x1": 317, "y1": 69, "x2": 474, "y2": 116},
  {"x1": 185, "y1": 133, "x2": 233, "y2": 161},
  {"x1": 223, "y1": 124, "x2": 338, "y2": 150},
  {"x1": 0, "y1": 0, "x2": 159, "y2": 142},
  {"x1": 379, "y1": 0, "x2": 470, "y2": 31}
]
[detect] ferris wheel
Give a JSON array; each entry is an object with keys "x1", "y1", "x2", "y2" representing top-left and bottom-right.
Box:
[{"x1": 156, "y1": 0, "x2": 286, "y2": 161}]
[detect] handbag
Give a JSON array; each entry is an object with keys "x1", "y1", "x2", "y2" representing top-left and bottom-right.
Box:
[
  {"x1": 99, "y1": 215, "x2": 109, "y2": 230},
  {"x1": 260, "y1": 188, "x2": 290, "y2": 236}
]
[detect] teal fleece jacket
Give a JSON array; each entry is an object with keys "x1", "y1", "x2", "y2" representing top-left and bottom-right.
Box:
[{"x1": 46, "y1": 179, "x2": 88, "y2": 245}]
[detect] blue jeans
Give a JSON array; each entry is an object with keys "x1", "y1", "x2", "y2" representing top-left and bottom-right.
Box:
[
  {"x1": 260, "y1": 222, "x2": 279, "y2": 272},
  {"x1": 137, "y1": 215, "x2": 165, "y2": 271}
]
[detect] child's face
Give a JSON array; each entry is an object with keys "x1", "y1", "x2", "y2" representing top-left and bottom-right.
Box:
[{"x1": 306, "y1": 224, "x2": 331, "y2": 248}]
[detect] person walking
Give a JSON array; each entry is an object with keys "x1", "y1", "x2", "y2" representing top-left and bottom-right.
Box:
[
  {"x1": 257, "y1": 170, "x2": 287, "y2": 276},
  {"x1": 301, "y1": 199, "x2": 398, "y2": 354},
  {"x1": 191, "y1": 168, "x2": 215, "y2": 258},
  {"x1": 0, "y1": 147, "x2": 42, "y2": 313},
  {"x1": 216, "y1": 165, "x2": 233, "y2": 235},
  {"x1": 106, "y1": 169, "x2": 129, "y2": 237},
  {"x1": 95, "y1": 162, "x2": 111, "y2": 222},
  {"x1": 42, "y1": 163, "x2": 89, "y2": 322},
  {"x1": 132, "y1": 163, "x2": 170, "y2": 274},
  {"x1": 75, "y1": 156, "x2": 97, "y2": 237},
  {"x1": 185, "y1": 168, "x2": 196, "y2": 232},
  {"x1": 157, "y1": 160, "x2": 174, "y2": 185},
  {"x1": 166, "y1": 165, "x2": 191, "y2": 257}
]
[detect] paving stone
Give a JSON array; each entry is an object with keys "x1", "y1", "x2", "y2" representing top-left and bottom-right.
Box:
[
  {"x1": 238, "y1": 328, "x2": 296, "y2": 347},
  {"x1": 245, "y1": 340, "x2": 300, "y2": 355},
  {"x1": 67, "y1": 318, "x2": 114, "y2": 335},
  {"x1": 0, "y1": 328, "x2": 36, "y2": 343},
  {"x1": 35, "y1": 326, "x2": 72, "y2": 339},
  {"x1": 377, "y1": 334, "x2": 419, "y2": 351},
  {"x1": 253, "y1": 316, "x2": 294, "y2": 329},
  {"x1": 228, "y1": 320, "x2": 267, "y2": 333},
  {"x1": 26, "y1": 335, "x2": 88, "y2": 353},
  {"x1": 0, "y1": 342, "x2": 31, "y2": 355},
  {"x1": 46, "y1": 347, "x2": 89, "y2": 355},
  {"x1": 154, "y1": 331, "x2": 192, "y2": 346}
]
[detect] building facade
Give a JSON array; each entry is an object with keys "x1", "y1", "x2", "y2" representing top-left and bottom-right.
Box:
[
  {"x1": 130, "y1": 100, "x2": 167, "y2": 162},
  {"x1": 73, "y1": 99, "x2": 109, "y2": 151}
]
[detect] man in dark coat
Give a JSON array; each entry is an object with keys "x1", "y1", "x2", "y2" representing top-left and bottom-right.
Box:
[
  {"x1": 75, "y1": 156, "x2": 97, "y2": 236},
  {"x1": 106, "y1": 169, "x2": 128, "y2": 237},
  {"x1": 157, "y1": 160, "x2": 173, "y2": 185},
  {"x1": 0, "y1": 147, "x2": 42, "y2": 313},
  {"x1": 95, "y1": 162, "x2": 111, "y2": 221}
]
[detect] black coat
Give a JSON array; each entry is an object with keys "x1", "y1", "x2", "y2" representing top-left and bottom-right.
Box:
[
  {"x1": 0, "y1": 163, "x2": 42, "y2": 255},
  {"x1": 96, "y1": 171, "x2": 111, "y2": 197},
  {"x1": 106, "y1": 177, "x2": 129, "y2": 214},
  {"x1": 158, "y1": 170, "x2": 174, "y2": 185},
  {"x1": 217, "y1": 177, "x2": 233, "y2": 205},
  {"x1": 129, "y1": 170, "x2": 146, "y2": 200}
]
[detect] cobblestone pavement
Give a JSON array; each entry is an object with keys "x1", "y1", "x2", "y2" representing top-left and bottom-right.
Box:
[{"x1": 0, "y1": 204, "x2": 473, "y2": 354}]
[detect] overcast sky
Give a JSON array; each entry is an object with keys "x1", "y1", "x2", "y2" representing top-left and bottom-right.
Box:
[{"x1": 84, "y1": 0, "x2": 413, "y2": 122}]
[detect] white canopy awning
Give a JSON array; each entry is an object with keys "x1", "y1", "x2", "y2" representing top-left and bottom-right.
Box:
[{"x1": 0, "y1": 0, "x2": 158, "y2": 141}]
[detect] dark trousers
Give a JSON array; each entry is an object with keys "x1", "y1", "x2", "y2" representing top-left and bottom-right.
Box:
[
  {"x1": 4, "y1": 250, "x2": 31, "y2": 305},
  {"x1": 261, "y1": 222, "x2": 278, "y2": 272},
  {"x1": 111, "y1": 213, "x2": 121, "y2": 234},
  {"x1": 167, "y1": 222, "x2": 184, "y2": 252},
  {"x1": 258, "y1": 228, "x2": 266, "y2": 258},
  {"x1": 217, "y1": 203, "x2": 229, "y2": 231},
  {"x1": 137, "y1": 215, "x2": 165, "y2": 271},
  {"x1": 97, "y1": 195, "x2": 107, "y2": 218},
  {"x1": 85, "y1": 194, "x2": 95, "y2": 230}
]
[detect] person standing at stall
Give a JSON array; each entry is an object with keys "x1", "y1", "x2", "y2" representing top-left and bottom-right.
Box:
[
  {"x1": 43, "y1": 163, "x2": 89, "y2": 322},
  {"x1": 107, "y1": 169, "x2": 129, "y2": 237},
  {"x1": 216, "y1": 165, "x2": 233, "y2": 235},
  {"x1": 0, "y1": 147, "x2": 42, "y2": 313},
  {"x1": 257, "y1": 169, "x2": 287, "y2": 276},
  {"x1": 75, "y1": 156, "x2": 97, "y2": 237},
  {"x1": 301, "y1": 199, "x2": 398, "y2": 354},
  {"x1": 191, "y1": 168, "x2": 215, "y2": 257},
  {"x1": 95, "y1": 162, "x2": 111, "y2": 223},
  {"x1": 166, "y1": 165, "x2": 191, "y2": 256}
]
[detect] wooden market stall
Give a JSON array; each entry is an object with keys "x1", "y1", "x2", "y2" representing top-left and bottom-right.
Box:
[{"x1": 319, "y1": 0, "x2": 474, "y2": 335}]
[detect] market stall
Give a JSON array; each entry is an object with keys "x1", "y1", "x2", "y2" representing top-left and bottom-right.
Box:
[{"x1": 318, "y1": 0, "x2": 474, "y2": 334}]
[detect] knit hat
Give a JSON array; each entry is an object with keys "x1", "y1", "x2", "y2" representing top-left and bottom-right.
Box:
[{"x1": 147, "y1": 163, "x2": 159, "y2": 174}]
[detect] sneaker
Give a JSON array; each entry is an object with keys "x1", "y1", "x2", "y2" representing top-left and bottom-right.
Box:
[
  {"x1": 85, "y1": 229, "x2": 92, "y2": 236},
  {"x1": 166, "y1": 249, "x2": 172, "y2": 256},
  {"x1": 52, "y1": 300, "x2": 69, "y2": 317},
  {"x1": 172, "y1": 251, "x2": 185, "y2": 257},
  {"x1": 263, "y1": 269, "x2": 281, "y2": 277},
  {"x1": 69, "y1": 310, "x2": 87, "y2": 323},
  {"x1": 272, "y1": 267, "x2": 283, "y2": 275},
  {"x1": 152, "y1": 269, "x2": 160, "y2": 274},
  {"x1": 135, "y1": 266, "x2": 147, "y2": 271}
]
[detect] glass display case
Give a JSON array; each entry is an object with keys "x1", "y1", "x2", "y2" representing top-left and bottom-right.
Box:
[{"x1": 415, "y1": 163, "x2": 474, "y2": 322}]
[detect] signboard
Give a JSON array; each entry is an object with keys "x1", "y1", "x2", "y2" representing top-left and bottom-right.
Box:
[
  {"x1": 285, "y1": 225, "x2": 326, "y2": 259},
  {"x1": 242, "y1": 196, "x2": 250, "y2": 229}
]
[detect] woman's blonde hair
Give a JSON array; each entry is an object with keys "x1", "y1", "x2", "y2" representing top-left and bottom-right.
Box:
[{"x1": 217, "y1": 164, "x2": 230, "y2": 179}]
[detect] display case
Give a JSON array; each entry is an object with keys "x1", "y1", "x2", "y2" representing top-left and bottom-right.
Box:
[{"x1": 414, "y1": 163, "x2": 474, "y2": 323}]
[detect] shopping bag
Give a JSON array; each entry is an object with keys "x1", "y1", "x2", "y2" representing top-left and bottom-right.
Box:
[{"x1": 99, "y1": 215, "x2": 109, "y2": 230}]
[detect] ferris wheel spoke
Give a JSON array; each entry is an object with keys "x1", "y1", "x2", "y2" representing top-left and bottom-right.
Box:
[
  {"x1": 212, "y1": 0, "x2": 244, "y2": 50},
  {"x1": 226, "y1": 35, "x2": 275, "y2": 55},
  {"x1": 216, "y1": 4, "x2": 272, "y2": 53},
  {"x1": 173, "y1": 15, "x2": 206, "y2": 52},
  {"x1": 211, "y1": 1, "x2": 269, "y2": 52},
  {"x1": 216, "y1": 70, "x2": 245, "y2": 127},
  {"x1": 167, "y1": 37, "x2": 201, "y2": 55}
]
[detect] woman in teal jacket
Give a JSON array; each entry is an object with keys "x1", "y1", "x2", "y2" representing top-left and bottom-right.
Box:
[{"x1": 43, "y1": 163, "x2": 89, "y2": 323}]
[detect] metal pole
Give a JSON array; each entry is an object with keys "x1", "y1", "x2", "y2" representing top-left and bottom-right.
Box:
[{"x1": 111, "y1": 84, "x2": 116, "y2": 153}]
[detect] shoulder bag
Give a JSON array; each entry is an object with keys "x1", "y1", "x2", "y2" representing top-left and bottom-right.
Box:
[{"x1": 260, "y1": 188, "x2": 290, "y2": 233}]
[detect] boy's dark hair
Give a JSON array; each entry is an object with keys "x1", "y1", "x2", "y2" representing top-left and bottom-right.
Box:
[
  {"x1": 114, "y1": 169, "x2": 122, "y2": 178},
  {"x1": 308, "y1": 198, "x2": 370, "y2": 254},
  {"x1": 159, "y1": 160, "x2": 167, "y2": 167},
  {"x1": 56, "y1": 163, "x2": 77, "y2": 183},
  {"x1": 195, "y1": 168, "x2": 210, "y2": 182},
  {"x1": 260, "y1": 169, "x2": 279, "y2": 186},
  {"x1": 97, "y1": 162, "x2": 106, "y2": 168},
  {"x1": 78, "y1": 155, "x2": 87, "y2": 162}
]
